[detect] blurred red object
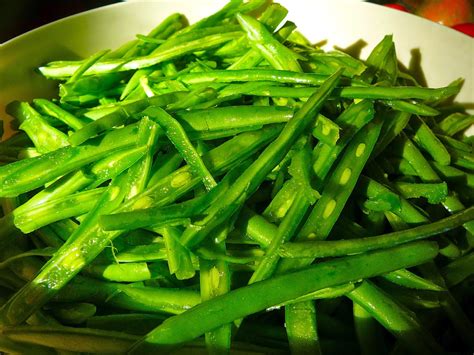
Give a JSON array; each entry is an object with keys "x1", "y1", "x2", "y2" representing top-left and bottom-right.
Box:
[
  {"x1": 452, "y1": 22, "x2": 474, "y2": 36},
  {"x1": 384, "y1": 3, "x2": 409, "y2": 12},
  {"x1": 412, "y1": 0, "x2": 473, "y2": 26}
]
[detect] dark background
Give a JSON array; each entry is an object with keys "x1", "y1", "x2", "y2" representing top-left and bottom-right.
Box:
[{"x1": 0, "y1": 0, "x2": 119, "y2": 43}]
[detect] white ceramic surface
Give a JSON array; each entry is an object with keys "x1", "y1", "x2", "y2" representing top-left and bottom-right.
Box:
[{"x1": 0, "y1": 0, "x2": 473, "y2": 138}]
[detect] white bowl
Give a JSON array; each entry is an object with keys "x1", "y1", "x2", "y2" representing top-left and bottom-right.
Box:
[{"x1": 0, "y1": 0, "x2": 473, "y2": 138}]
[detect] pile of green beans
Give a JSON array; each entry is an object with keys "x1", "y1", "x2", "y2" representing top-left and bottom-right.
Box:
[{"x1": 0, "y1": 0, "x2": 473, "y2": 354}]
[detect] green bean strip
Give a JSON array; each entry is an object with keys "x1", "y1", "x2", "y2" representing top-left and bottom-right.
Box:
[
  {"x1": 200, "y1": 232, "x2": 231, "y2": 354},
  {"x1": 312, "y1": 113, "x2": 341, "y2": 146},
  {"x1": 285, "y1": 301, "x2": 321, "y2": 355},
  {"x1": 240, "y1": 83, "x2": 460, "y2": 101},
  {"x1": 437, "y1": 112, "x2": 474, "y2": 136},
  {"x1": 441, "y1": 252, "x2": 474, "y2": 287},
  {"x1": 0, "y1": 334, "x2": 56, "y2": 355},
  {"x1": 0, "y1": 175, "x2": 129, "y2": 325},
  {"x1": 373, "y1": 110, "x2": 412, "y2": 159},
  {"x1": 2, "y1": 325, "x2": 137, "y2": 353},
  {"x1": 178, "y1": 69, "x2": 327, "y2": 86},
  {"x1": 348, "y1": 281, "x2": 443, "y2": 355},
  {"x1": 6, "y1": 101, "x2": 69, "y2": 153},
  {"x1": 393, "y1": 181, "x2": 448, "y2": 204},
  {"x1": 381, "y1": 99, "x2": 440, "y2": 116},
  {"x1": 56, "y1": 273, "x2": 200, "y2": 315},
  {"x1": 236, "y1": 14, "x2": 302, "y2": 72},
  {"x1": 129, "y1": 241, "x2": 438, "y2": 353},
  {"x1": 66, "y1": 49, "x2": 110, "y2": 83},
  {"x1": 381, "y1": 268, "x2": 444, "y2": 291},
  {"x1": 176, "y1": 105, "x2": 293, "y2": 132},
  {"x1": 144, "y1": 106, "x2": 217, "y2": 191},
  {"x1": 120, "y1": 126, "x2": 281, "y2": 212},
  {"x1": 12, "y1": 187, "x2": 106, "y2": 233},
  {"x1": 179, "y1": 70, "x2": 342, "y2": 248},
  {"x1": 50, "y1": 303, "x2": 96, "y2": 325},
  {"x1": 312, "y1": 100, "x2": 375, "y2": 187},
  {"x1": 159, "y1": 226, "x2": 195, "y2": 280},
  {"x1": 33, "y1": 99, "x2": 85, "y2": 131},
  {"x1": 84, "y1": 262, "x2": 162, "y2": 283},
  {"x1": 278, "y1": 206, "x2": 474, "y2": 258},
  {"x1": 394, "y1": 134, "x2": 474, "y2": 236},
  {"x1": 353, "y1": 302, "x2": 386, "y2": 355},
  {"x1": 0, "y1": 123, "x2": 140, "y2": 197},
  {"x1": 39, "y1": 32, "x2": 242, "y2": 78},
  {"x1": 68, "y1": 92, "x2": 183, "y2": 146},
  {"x1": 410, "y1": 116, "x2": 451, "y2": 165}
]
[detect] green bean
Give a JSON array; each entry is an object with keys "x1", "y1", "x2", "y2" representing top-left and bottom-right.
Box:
[
  {"x1": 436, "y1": 112, "x2": 474, "y2": 136},
  {"x1": 393, "y1": 181, "x2": 448, "y2": 204},
  {"x1": 249, "y1": 191, "x2": 310, "y2": 284},
  {"x1": 446, "y1": 145, "x2": 474, "y2": 171},
  {"x1": 147, "y1": 151, "x2": 183, "y2": 188},
  {"x1": 178, "y1": 69, "x2": 328, "y2": 86},
  {"x1": 67, "y1": 49, "x2": 110, "y2": 83},
  {"x1": 278, "y1": 206, "x2": 474, "y2": 259},
  {"x1": 159, "y1": 226, "x2": 195, "y2": 280},
  {"x1": 6, "y1": 101, "x2": 69, "y2": 153},
  {"x1": 307, "y1": 50, "x2": 367, "y2": 78},
  {"x1": 39, "y1": 32, "x2": 242, "y2": 78},
  {"x1": 418, "y1": 261, "x2": 474, "y2": 350},
  {"x1": 128, "y1": 241, "x2": 438, "y2": 353},
  {"x1": 68, "y1": 92, "x2": 183, "y2": 146},
  {"x1": 236, "y1": 14, "x2": 302, "y2": 72},
  {"x1": 373, "y1": 112, "x2": 411, "y2": 157},
  {"x1": 394, "y1": 135, "x2": 474, "y2": 235},
  {"x1": 179, "y1": 70, "x2": 342, "y2": 249},
  {"x1": 296, "y1": 119, "x2": 382, "y2": 242},
  {"x1": 11, "y1": 188, "x2": 106, "y2": 234},
  {"x1": 200, "y1": 235, "x2": 231, "y2": 354},
  {"x1": 84, "y1": 262, "x2": 162, "y2": 282},
  {"x1": 2, "y1": 325, "x2": 137, "y2": 353},
  {"x1": 364, "y1": 35, "x2": 398, "y2": 85},
  {"x1": 285, "y1": 301, "x2": 321, "y2": 355},
  {"x1": 56, "y1": 275, "x2": 200, "y2": 315},
  {"x1": 312, "y1": 113, "x2": 341, "y2": 146},
  {"x1": 353, "y1": 302, "x2": 386, "y2": 355},
  {"x1": 50, "y1": 303, "x2": 96, "y2": 325},
  {"x1": 312, "y1": 100, "x2": 375, "y2": 187},
  {"x1": 144, "y1": 106, "x2": 217, "y2": 191},
  {"x1": 114, "y1": 244, "x2": 167, "y2": 263},
  {"x1": 100, "y1": 162, "x2": 245, "y2": 231},
  {"x1": 381, "y1": 268, "x2": 444, "y2": 292},
  {"x1": 441, "y1": 252, "x2": 474, "y2": 287},
  {"x1": 33, "y1": 99, "x2": 85, "y2": 131},
  {"x1": 86, "y1": 313, "x2": 167, "y2": 335},
  {"x1": 120, "y1": 126, "x2": 281, "y2": 213},
  {"x1": 411, "y1": 116, "x2": 451, "y2": 165},
  {"x1": 0, "y1": 174, "x2": 130, "y2": 325},
  {"x1": 382, "y1": 99, "x2": 440, "y2": 116},
  {"x1": 240, "y1": 82, "x2": 461, "y2": 101},
  {"x1": 0, "y1": 123, "x2": 140, "y2": 197},
  {"x1": 348, "y1": 281, "x2": 443, "y2": 355},
  {"x1": 0, "y1": 334, "x2": 56, "y2": 355},
  {"x1": 176, "y1": 105, "x2": 293, "y2": 133}
]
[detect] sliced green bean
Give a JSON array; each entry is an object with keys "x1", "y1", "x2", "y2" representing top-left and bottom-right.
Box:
[
  {"x1": 6, "y1": 101, "x2": 69, "y2": 153},
  {"x1": 278, "y1": 206, "x2": 474, "y2": 258},
  {"x1": 348, "y1": 281, "x2": 443, "y2": 355},
  {"x1": 33, "y1": 99, "x2": 85, "y2": 131},
  {"x1": 129, "y1": 241, "x2": 438, "y2": 353},
  {"x1": 144, "y1": 106, "x2": 217, "y2": 191},
  {"x1": 179, "y1": 70, "x2": 342, "y2": 248},
  {"x1": 39, "y1": 32, "x2": 242, "y2": 78},
  {"x1": 236, "y1": 14, "x2": 302, "y2": 72},
  {"x1": 411, "y1": 116, "x2": 451, "y2": 165}
]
